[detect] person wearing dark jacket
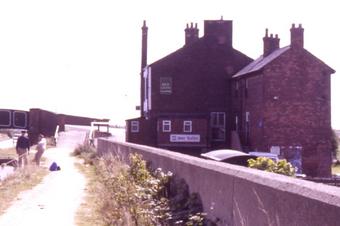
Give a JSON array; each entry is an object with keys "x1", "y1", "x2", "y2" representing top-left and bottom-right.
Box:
[{"x1": 16, "y1": 130, "x2": 30, "y2": 167}]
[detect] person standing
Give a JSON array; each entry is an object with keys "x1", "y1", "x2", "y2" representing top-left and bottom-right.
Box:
[
  {"x1": 34, "y1": 134, "x2": 46, "y2": 166},
  {"x1": 16, "y1": 130, "x2": 30, "y2": 167}
]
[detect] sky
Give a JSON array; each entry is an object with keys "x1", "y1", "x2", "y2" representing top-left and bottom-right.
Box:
[{"x1": 0, "y1": 0, "x2": 339, "y2": 128}]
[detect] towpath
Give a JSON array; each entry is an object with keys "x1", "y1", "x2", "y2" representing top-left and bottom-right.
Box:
[{"x1": 0, "y1": 129, "x2": 88, "y2": 226}]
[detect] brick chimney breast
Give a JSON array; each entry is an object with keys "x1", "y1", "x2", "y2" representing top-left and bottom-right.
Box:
[
  {"x1": 204, "y1": 19, "x2": 232, "y2": 46},
  {"x1": 185, "y1": 22, "x2": 199, "y2": 45},
  {"x1": 263, "y1": 29, "x2": 280, "y2": 57},
  {"x1": 290, "y1": 23, "x2": 304, "y2": 49}
]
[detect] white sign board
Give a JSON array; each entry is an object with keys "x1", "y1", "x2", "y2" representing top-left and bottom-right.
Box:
[
  {"x1": 270, "y1": 146, "x2": 281, "y2": 155},
  {"x1": 170, "y1": 134, "x2": 200, "y2": 143}
]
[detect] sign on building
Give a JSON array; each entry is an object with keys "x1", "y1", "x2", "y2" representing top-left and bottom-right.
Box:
[
  {"x1": 160, "y1": 77, "x2": 172, "y2": 95},
  {"x1": 170, "y1": 134, "x2": 200, "y2": 143}
]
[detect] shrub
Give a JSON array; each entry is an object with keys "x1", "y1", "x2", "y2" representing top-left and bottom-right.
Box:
[
  {"x1": 74, "y1": 145, "x2": 211, "y2": 225},
  {"x1": 248, "y1": 157, "x2": 295, "y2": 176},
  {"x1": 72, "y1": 143, "x2": 97, "y2": 165}
]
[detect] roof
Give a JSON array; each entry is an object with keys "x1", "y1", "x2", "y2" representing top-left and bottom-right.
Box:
[
  {"x1": 149, "y1": 37, "x2": 252, "y2": 71},
  {"x1": 233, "y1": 46, "x2": 290, "y2": 78}
]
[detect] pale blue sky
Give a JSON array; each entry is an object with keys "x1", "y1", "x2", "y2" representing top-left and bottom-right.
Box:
[{"x1": 0, "y1": 0, "x2": 339, "y2": 128}]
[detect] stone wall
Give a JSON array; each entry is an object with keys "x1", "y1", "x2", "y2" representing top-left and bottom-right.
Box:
[{"x1": 97, "y1": 138, "x2": 340, "y2": 226}]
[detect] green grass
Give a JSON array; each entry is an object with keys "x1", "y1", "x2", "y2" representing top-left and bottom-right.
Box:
[
  {"x1": 0, "y1": 165, "x2": 48, "y2": 214},
  {"x1": 0, "y1": 146, "x2": 49, "y2": 214},
  {"x1": 74, "y1": 162, "x2": 106, "y2": 226}
]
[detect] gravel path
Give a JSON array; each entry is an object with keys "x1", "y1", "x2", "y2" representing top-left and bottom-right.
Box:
[{"x1": 0, "y1": 130, "x2": 88, "y2": 226}]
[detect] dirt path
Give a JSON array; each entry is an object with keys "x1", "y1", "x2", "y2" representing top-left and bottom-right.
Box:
[{"x1": 0, "y1": 130, "x2": 88, "y2": 226}]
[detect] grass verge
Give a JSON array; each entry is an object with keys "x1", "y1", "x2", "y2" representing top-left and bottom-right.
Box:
[
  {"x1": 0, "y1": 165, "x2": 48, "y2": 214},
  {"x1": 74, "y1": 161, "x2": 106, "y2": 226},
  {"x1": 0, "y1": 147, "x2": 48, "y2": 214}
]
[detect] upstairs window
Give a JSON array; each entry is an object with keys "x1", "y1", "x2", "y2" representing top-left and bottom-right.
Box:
[
  {"x1": 131, "y1": 121, "x2": 139, "y2": 133},
  {"x1": 235, "y1": 81, "x2": 239, "y2": 98},
  {"x1": 162, "y1": 120, "x2": 171, "y2": 132},
  {"x1": 183, "y1": 121, "x2": 192, "y2": 133},
  {"x1": 245, "y1": 79, "x2": 249, "y2": 98}
]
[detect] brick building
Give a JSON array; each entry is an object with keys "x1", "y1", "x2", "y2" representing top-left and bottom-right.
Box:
[
  {"x1": 232, "y1": 24, "x2": 335, "y2": 176},
  {"x1": 127, "y1": 19, "x2": 252, "y2": 152},
  {"x1": 126, "y1": 19, "x2": 335, "y2": 176}
]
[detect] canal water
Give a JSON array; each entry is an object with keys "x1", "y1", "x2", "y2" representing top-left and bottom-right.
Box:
[
  {"x1": 0, "y1": 165, "x2": 15, "y2": 181},
  {"x1": 0, "y1": 138, "x2": 15, "y2": 180}
]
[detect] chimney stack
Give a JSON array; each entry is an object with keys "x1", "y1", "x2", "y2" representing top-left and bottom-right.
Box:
[
  {"x1": 141, "y1": 20, "x2": 148, "y2": 117},
  {"x1": 290, "y1": 23, "x2": 304, "y2": 49},
  {"x1": 263, "y1": 28, "x2": 280, "y2": 57},
  {"x1": 185, "y1": 22, "x2": 199, "y2": 45},
  {"x1": 141, "y1": 20, "x2": 148, "y2": 70},
  {"x1": 204, "y1": 19, "x2": 233, "y2": 46}
]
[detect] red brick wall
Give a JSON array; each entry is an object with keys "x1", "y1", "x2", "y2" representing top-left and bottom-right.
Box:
[
  {"x1": 157, "y1": 117, "x2": 208, "y2": 148},
  {"x1": 126, "y1": 118, "x2": 157, "y2": 146},
  {"x1": 264, "y1": 49, "x2": 332, "y2": 176},
  {"x1": 234, "y1": 48, "x2": 333, "y2": 176}
]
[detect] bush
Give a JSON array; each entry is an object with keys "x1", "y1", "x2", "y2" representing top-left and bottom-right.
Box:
[
  {"x1": 72, "y1": 144, "x2": 97, "y2": 165},
  {"x1": 94, "y1": 153, "x2": 207, "y2": 225},
  {"x1": 248, "y1": 157, "x2": 295, "y2": 176},
  {"x1": 74, "y1": 146, "x2": 211, "y2": 225}
]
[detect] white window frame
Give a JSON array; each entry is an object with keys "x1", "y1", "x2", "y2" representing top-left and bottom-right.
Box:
[
  {"x1": 162, "y1": 120, "x2": 171, "y2": 132},
  {"x1": 131, "y1": 121, "x2": 139, "y2": 133},
  {"x1": 246, "y1": 112, "x2": 250, "y2": 122},
  {"x1": 183, "y1": 120, "x2": 192, "y2": 133},
  {"x1": 235, "y1": 115, "x2": 238, "y2": 132},
  {"x1": 210, "y1": 112, "x2": 225, "y2": 127}
]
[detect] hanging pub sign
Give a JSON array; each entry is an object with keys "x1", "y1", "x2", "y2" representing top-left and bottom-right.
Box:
[{"x1": 160, "y1": 77, "x2": 172, "y2": 95}]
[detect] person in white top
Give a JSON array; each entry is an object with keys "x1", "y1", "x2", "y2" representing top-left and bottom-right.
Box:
[{"x1": 34, "y1": 134, "x2": 46, "y2": 166}]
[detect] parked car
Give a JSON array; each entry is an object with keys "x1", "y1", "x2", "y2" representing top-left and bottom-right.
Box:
[
  {"x1": 201, "y1": 149, "x2": 257, "y2": 166},
  {"x1": 248, "y1": 151, "x2": 279, "y2": 161}
]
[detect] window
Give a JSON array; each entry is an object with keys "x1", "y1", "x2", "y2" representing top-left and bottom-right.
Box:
[
  {"x1": 235, "y1": 81, "x2": 239, "y2": 98},
  {"x1": 235, "y1": 115, "x2": 239, "y2": 132},
  {"x1": 210, "y1": 112, "x2": 226, "y2": 141},
  {"x1": 245, "y1": 79, "x2": 248, "y2": 98},
  {"x1": 183, "y1": 121, "x2": 192, "y2": 133},
  {"x1": 162, "y1": 120, "x2": 171, "y2": 132},
  {"x1": 131, "y1": 121, "x2": 139, "y2": 133},
  {"x1": 245, "y1": 112, "x2": 250, "y2": 145}
]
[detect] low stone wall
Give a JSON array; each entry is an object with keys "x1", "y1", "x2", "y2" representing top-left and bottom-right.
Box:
[{"x1": 97, "y1": 138, "x2": 340, "y2": 226}]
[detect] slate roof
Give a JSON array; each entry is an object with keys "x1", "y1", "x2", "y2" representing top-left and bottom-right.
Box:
[{"x1": 233, "y1": 46, "x2": 290, "y2": 78}]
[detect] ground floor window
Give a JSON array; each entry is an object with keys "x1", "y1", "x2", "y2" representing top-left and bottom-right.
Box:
[
  {"x1": 183, "y1": 120, "x2": 192, "y2": 133},
  {"x1": 210, "y1": 112, "x2": 226, "y2": 141},
  {"x1": 131, "y1": 121, "x2": 139, "y2": 133},
  {"x1": 162, "y1": 120, "x2": 171, "y2": 132}
]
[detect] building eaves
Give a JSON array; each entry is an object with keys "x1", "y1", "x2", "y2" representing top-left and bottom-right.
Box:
[{"x1": 232, "y1": 46, "x2": 290, "y2": 78}]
